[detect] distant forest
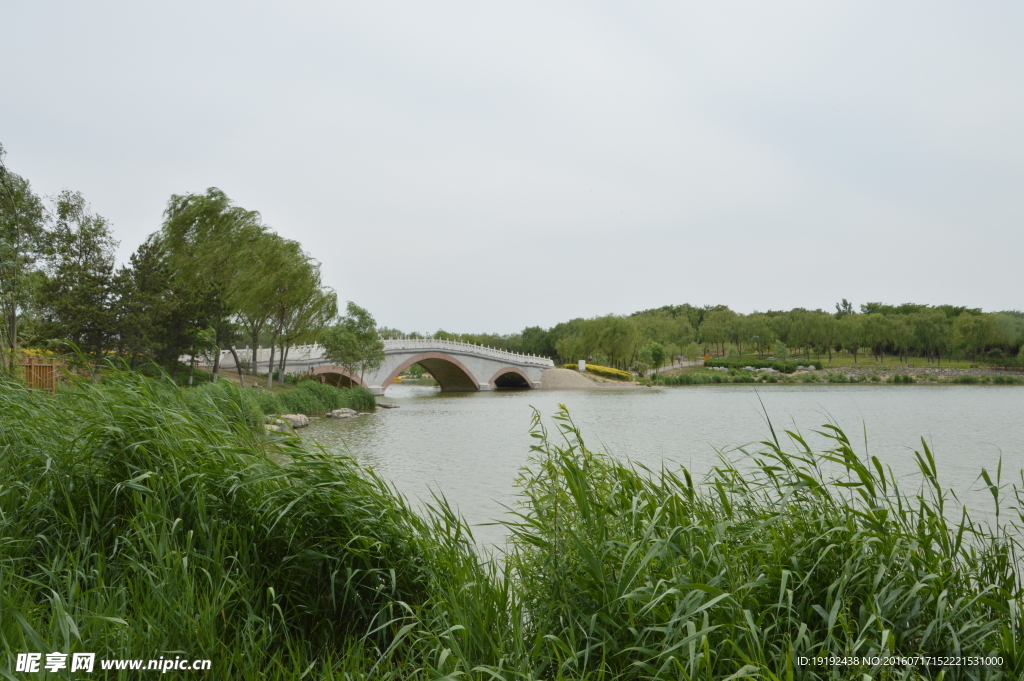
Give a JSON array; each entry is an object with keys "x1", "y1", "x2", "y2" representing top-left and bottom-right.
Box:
[{"x1": 382, "y1": 301, "x2": 1024, "y2": 373}]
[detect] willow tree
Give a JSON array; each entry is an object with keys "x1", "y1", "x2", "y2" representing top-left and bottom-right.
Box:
[
  {"x1": 698, "y1": 309, "x2": 736, "y2": 356},
  {"x1": 233, "y1": 232, "x2": 299, "y2": 383},
  {"x1": 322, "y1": 302, "x2": 384, "y2": 386},
  {"x1": 274, "y1": 263, "x2": 337, "y2": 384},
  {"x1": 554, "y1": 318, "x2": 600, "y2": 364},
  {"x1": 160, "y1": 188, "x2": 268, "y2": 382},
  {"x1": 838, "y1": 313, "x2": 864, "y2": 364},
  {"x1": 261, "y1": 242, "x2": 323, "y2": 387},
  {"x1": 953, "y1": 312, "x2": 996, "y2": 363},
  {"x1": 0, "y1": 145, "x2": 46, "y2": 375}
]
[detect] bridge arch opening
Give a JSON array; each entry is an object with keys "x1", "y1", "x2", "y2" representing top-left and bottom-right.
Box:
[
  {"x1": 309, "y1": 365, "x2": 364, "y2": 388},
  {"x1": 490, "y1": 367, "x2": 532, "y2": 389},
  {"x1": 384, "y1": 352, "x2": 480, "y2": 392}
]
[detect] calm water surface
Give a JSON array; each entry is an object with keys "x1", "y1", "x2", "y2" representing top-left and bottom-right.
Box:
[{"x1": 300, "y1": 385, "x2": 1024, "y2": 547}]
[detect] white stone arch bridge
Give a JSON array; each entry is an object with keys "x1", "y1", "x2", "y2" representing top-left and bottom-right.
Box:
[{"x1": 215, "y1": 339, "x2": 554, "y2": 395}]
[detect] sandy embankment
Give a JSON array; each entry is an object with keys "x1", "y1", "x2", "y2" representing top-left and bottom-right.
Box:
[{"x1": 539, "y1": 368, "x2": 644, "y2": 390}]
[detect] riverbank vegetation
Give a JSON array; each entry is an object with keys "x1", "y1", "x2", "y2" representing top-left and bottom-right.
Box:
[
  {"x1": 255, "y1": 379, "x2": 376, "y2": 415},
  {"x1": 2, "y1": 371, "x2": 1021, "y2": 679},
  {"x1": 644, "y1": 366, "x2": 1024, "y2": 387}
]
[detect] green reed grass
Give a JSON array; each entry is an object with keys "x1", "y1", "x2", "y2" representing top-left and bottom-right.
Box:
[
  {"x1": 266, "y1": 380, "x2": 376, "y2": 415},
  {"x1": 1, "y1": 372, "x2": 1021, "y2": 679},
  {"x1": 0, "y1": 372, "x2": 453, "y2": 679}
]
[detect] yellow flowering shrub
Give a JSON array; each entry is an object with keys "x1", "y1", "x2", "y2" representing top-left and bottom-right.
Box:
[{"x1": 563, "y1": 363, "x2": 632, "y2": 380}]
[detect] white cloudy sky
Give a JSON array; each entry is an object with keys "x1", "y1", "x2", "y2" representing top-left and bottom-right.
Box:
[{"x1": 3, "y1": 2, "x2": 1021, "y2": 333}]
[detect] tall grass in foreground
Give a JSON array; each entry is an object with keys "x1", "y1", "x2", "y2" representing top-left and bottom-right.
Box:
[
  {"x1": 497, "y1": 410, "x2": 1023, "y2": 680},
  {"x1": 0, "y1": 372, "x2": 1021, "y2": 679},
  {"x1": 0, "y1": 372, "x2": 460, "y2": 679}
]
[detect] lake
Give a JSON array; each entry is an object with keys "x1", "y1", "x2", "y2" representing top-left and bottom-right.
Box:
[{"x1": 299, "y1": 384, "x2": 1024, "y2": 548}]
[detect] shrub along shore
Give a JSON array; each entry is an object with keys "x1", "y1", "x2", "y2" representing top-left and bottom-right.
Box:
[
  {"x1": 646, "y1": 366, "x2": 1024, "y2": 387},
  {"x1": 1, "y1": 371, "x2": 1021, "y2": 679},
  {"x1": 248, "y1": 379, "x2": 376, "y2": 416}
]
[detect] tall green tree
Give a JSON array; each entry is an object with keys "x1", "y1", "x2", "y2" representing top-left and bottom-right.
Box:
[
  {"x1": 910, "y1": 311, "x2": 946, "y2": 364},
  {"x1": 862, "y1": 313, "x2": 895, "y2": 364},
  {"x1": 322, "y1": 302, "x2": 385, "y2": 385},
  {"x1": 275, "y1": 270, "x2": 337, "y2": 383},
  {"x1": 746, "y1": 314, "x2": 776, "y2": 358},
  {"x1": 554, "y1": 318, "x2": 601, "y2": 363},
  {"x1": 112, "y1": 237, "x2": 173, "y2": 369},
  {"x1": 835, "y1": 298, "x2": 855, "y2": 317},
  {"x1": 36, "y1": 191, "x2": 118, "y2": 377},
  {"x1": 890, "y1": 316, "x2": 914, "y2": 364},
  {"x1": 788, "y1": 309, "x2": 817, "y2": 360},
  {"x1": 699, "y1": 309, "x2": 736, "y2": 356},
  {"x1": 0, "y1": 145, "x2": 46, "y2": 375},
  {"x1": 647, "y1": 342, "x2": 666, "y2": 373},
  {"x1": 520, "y1": 326, "x2": 557, "y2": 358},
  {"x1": 813, "y1": 312, "x2": 839, "y2": 364},
  {"x1": 160, "y1": 188, "x2": 267, "y2": 381},
  {"x1": 263, "y1": 242, "x2": 322, "y2": 387},
  {"x1": 233, "y1": 232, "x2": 297, "y2": 379},
  {"x1": 597, "y1": 316, "x2": 642, "y2": 369},
  {"x1": 953, "y1": 313, "x2": 996, "y2": 363},
  {"x1": 838, "y1": 314, "x2": 864, "y2": 364}
]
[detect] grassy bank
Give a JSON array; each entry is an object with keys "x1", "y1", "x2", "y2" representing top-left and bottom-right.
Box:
[
  {"x1": 247, "y1": 379, "x2": 376, "y2": 415},
  {"x1": 646, "y1": 369, "x2": 1024, "y2": 386},
  {"x1": 704, "y1": 351, "x2": 1012, "y2": 371},
  {"x1": 1, "y1": 372, "x2": 1021, "y2": 679}
]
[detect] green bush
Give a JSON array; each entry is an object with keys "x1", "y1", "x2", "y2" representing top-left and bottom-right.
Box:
[
  {"x1": 296, "y1": 379, "x2": 345, "y2": 410},
  {"x1": 993, "y1": 375, "x2": 1023, "y2": 385},
  {"x1": 343, "y1": 386, "x2": 377, "y2": 411},
  {"x1": 654, "y1": 372, "x2": 766, "y2": 386},
  {"x1": 278, "y1": 386, "x2": 323, "y2": 414},
  {"x1": 269, "y1": 382, "x2": 377, "y2": 415},
  {"x1": 887, "y1": 374, "x2": 916, "y2": 384},
  {"x1": 704, "y1": 359, "x2": 814, "y2": 374},
  {"x1": 250, "y1": 387, "x2": 283, "y2": 414}
]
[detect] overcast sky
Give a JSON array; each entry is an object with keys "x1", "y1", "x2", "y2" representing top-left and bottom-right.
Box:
[{"x1": 3, "y1": 2, "x2": 1022, "y2": 333}]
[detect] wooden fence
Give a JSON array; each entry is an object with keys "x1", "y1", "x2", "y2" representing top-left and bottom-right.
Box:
[{"x1": 20, "y1": 357, "x2": 63, "y2": 392}]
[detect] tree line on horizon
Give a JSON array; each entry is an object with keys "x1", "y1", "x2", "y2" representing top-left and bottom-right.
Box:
[
  {"x1": 388, "y1": 299, "x2": 1024, "y2": 374},
  {"x1": 0, "y1": 144, "x2": 381, "y2": 385}
]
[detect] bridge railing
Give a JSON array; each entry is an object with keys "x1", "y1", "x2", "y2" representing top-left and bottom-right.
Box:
[
  {"x1": 199, "y1": 339, "x2": 554, "y2": 368},
  {"x1": 381, "y1": 339, "x2": 554, "y2": 367}
]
